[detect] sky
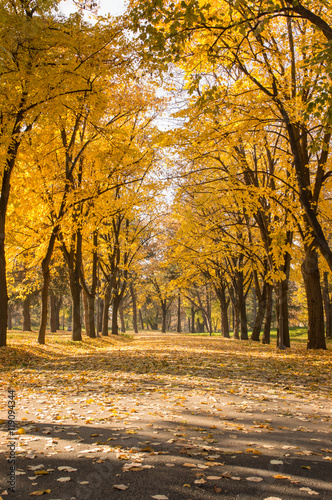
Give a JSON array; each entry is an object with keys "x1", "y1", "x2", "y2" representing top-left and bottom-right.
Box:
[{"x1": 59, "y1": 0, "x2": 127, "y2": 17}]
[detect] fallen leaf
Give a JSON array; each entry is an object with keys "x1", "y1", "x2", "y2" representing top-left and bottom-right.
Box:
[
  {"x1": 151, "y1": 496, "x2": 169, "y2": 500},
  {"x1": 56, "y1": 477, "x2": 71, "y2": 482},
  {"x1": 113, "y1": 485, "x2": 129, "y2": 491},
  {"x1": 299, "y1": 487, "x2": 319, "y2": 495},
  {"x1": 246, "y1": 477, "x2": 264, "y2": 482},
  {"x1": 29, "y1": 491, "x2": 51, "y2": 496}
]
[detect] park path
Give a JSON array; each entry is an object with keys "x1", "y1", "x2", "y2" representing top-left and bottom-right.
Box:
[{"x1": 0, "y1": 330, "x2": 332, "y2": 499}]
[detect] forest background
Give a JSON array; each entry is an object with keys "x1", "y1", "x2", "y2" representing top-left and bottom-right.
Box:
[{"x1": 1, "y1": 0, "x2": 332, "y2": 351}]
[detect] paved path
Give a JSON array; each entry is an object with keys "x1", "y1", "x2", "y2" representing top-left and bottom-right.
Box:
[{"x1": 1, "y1": 331, "x2": 332, "y2": 499}]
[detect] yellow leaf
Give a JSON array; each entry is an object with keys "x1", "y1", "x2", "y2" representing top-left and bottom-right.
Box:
[
  {"x1": 17, "y1": 428, "x2": 26, "y2": 434},
  {"x1": 30, "y1": 490, "x2": 51, "y2": 496}
]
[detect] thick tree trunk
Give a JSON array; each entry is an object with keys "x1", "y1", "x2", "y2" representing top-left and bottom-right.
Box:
[
  {"x1": 176, "y1": 293, "x2": 182, "y2": 333},
  {"x1": 251, "y1": 283, "x2": 267, "y2": 342},
  {"x1": 302, "y1": 247, "x2": 326, "y2": 349},
  {"x1": 22, "y1": 295, "x2": 31, "y2": 331},
  {"x1": 262, "y1": 283, "x2": 272, "y2": 344},
  {"x1": 322, "y1": 272, "x2": 332, "y2": 338},
  {"x1": 0, "y1": 210, "x2": 8, "y2": 345},
  {"x1": 130, "y1": 282, "x2": 138, "y2": 333},
  {"x1": 0, "y1": 149, "x2": 17, "y2": 347}
]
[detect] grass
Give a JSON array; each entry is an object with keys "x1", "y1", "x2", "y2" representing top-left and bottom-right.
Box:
[{"x1": 184, "y1": 326, "x2": 313, "y2": 342}]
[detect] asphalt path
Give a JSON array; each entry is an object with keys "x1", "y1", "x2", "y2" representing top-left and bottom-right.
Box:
[{"x1": 1, "y1": 332, "x2": 332, "y2": 500}]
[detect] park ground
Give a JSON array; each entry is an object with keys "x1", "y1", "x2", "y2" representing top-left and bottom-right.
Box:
[{"x1": 0, "y1": 330, "x2": 332, "y2": 500}]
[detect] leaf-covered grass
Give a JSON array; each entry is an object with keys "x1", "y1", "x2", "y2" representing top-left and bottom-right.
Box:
[{"x1": 1, "y1": 329, "x2": 331, "y2": 400}]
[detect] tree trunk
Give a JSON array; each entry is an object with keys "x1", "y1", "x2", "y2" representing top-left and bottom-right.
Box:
[
  {"x1": 50, "y1": 291, "x2": 57, "y2": 333},
  {"x1": 70, "y1": 277, "x2": 82, "y2": 341},
  {"x1": 176, "y1": 293, "x2": 182, "y2": 333},
  {"x1": 139, "y1": 309, "x2": 144, "y2": 330},
  {"x1": 82, "y1": 290, "x2": 90, "y2": 337},
  {"x1": 0, "y1": 218, "x2": 8, "y2": 346},
  {"x1": 87, "y1": 294, "x2": 96, "y2": 338},
  {"x1": 322, "y1": 272, "x2": 332, "y2": 338},
  {"x1": 111, "y1": 296, "x2": 120, "y2": 336},
  {"x1": 301, "y1": 247, "x2": 326, "y2": 349},
  {"x1": 0, "y1": 154, "x2": 16, "y2": 347},
  {"x1": 38, "y1": 262, "x2": 51, "y2": 344},
  {"x1": 97, "y1": 298, "x2": 103, "y2": 334},
  {"x1": 262, "y1": 282, "x2": 272, "y2": 344},
  {"x1": 38, "y1": 232, "x2": 57, "y2": 344},
  {"x1": 206, "y1": 284, "x2": 212, "y2": 335},
  {"x1": 102, "y1": 287, "x2": 111, "y2": 336},
  {"x1": 22, "y1": 295, "x2": 31, "y2": 331},
  {"x1": 191, "y1": 306, "x2": 195, "y2": 333},
  {"x1": 119, "y1": 304, "x2": 125, "y2": 333},
  {"x1": 251, "y1": 283, "x2": 267, "y2": 342},
  {"x1": 233, "y1": 302, "x2": 240, "y2": 339},
  {"x1": 238, "y1": 271, "x2": 248, "y2": 340},
  {"x1": 216, "y1": 286, "x2": 229, "y2": 338},
  {"x1": 197, "y1": 319, "x2": 204, "y2": 333},
  {"x1": 55, "y1": 297, "x2": 61, "y2": 330},
  {"x1": 161, "y1": 302, "x2": 167, "y2": 333},
  {"x1": 275, "y1": 279, "x2": 290, "y2": 348},
  {"x1": 130, "y1": 282, "x2": 138, "y2": 333}
]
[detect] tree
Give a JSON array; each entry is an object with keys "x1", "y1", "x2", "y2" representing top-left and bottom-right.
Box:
[
  {"x1": 0, "y1": 1, "x2": 121, "y2": 346},
  {"x1": 128, "y1": 0, "x2": 330, "y2": 348}
]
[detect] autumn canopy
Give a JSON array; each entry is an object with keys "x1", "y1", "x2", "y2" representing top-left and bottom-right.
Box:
[{"x1": 1, "y1": 0, "x2": 332, "y2": 351}]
